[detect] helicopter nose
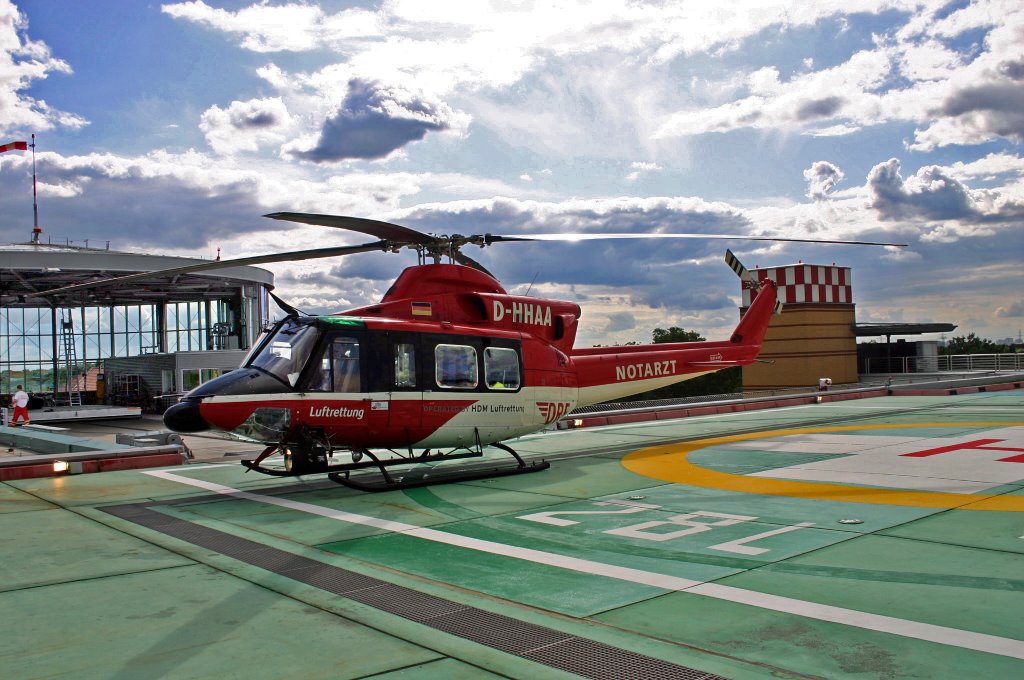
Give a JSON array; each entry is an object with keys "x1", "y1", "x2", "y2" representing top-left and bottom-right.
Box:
[{"x1": 163, "y1": 398, "x2": 210, "y2": 433}]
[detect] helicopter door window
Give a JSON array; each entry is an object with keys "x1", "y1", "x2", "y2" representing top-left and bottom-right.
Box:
[
  {"x1": 312, "y1": 336, "x2": 361, "y2": 393},
  {"x1": 435, "y1": 344, "x2": 478, "y2": 389},
  {"x1": 484, "y1": 347, "x2": 520, "y2": 390},
  {"x1": 394, "y1": 343, "x2": 416, "y2": 388}
]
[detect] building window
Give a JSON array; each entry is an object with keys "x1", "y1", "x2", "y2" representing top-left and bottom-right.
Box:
[{"x1": 181, "y1": 369, "x2": 201, "y2": 392}]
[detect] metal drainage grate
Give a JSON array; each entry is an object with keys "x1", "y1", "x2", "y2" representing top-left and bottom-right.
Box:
[{"x1": 102, "y1": 503, "x2": 727, "y2": 680}]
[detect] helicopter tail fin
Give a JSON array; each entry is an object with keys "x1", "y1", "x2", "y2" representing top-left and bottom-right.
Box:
[{"x1": 730, "y1": 278, "x2": 778, "y2": 347}]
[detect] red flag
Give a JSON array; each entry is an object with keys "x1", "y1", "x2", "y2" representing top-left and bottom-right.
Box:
[{"x1": 0, "y1": 141, "x2": 28, "y2": 153}]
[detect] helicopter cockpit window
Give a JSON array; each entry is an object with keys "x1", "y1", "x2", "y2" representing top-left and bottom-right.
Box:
[
  {"x1": 248, "y1": 320, "x2": 320, "y2": 387},
  {"x1": 310, "y1": 336, "x2": 362, "y2": 392},
  {"x1": 435, "y1": 344, "x2": 478, "y2": 389},
  {"x1": 394, "y1": 342, "x2": 416, "y2": 388},
  {"x1": 484, "y1": 347, "x2": 520, "y2": 390}
]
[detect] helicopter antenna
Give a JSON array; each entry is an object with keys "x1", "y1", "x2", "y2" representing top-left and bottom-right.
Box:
[
  {"x1": 269, "y1": 291, "x2": 308, "y2": 317},
  {"x1": 524, "y1": 271, "x2": 540, "y2": 297}
]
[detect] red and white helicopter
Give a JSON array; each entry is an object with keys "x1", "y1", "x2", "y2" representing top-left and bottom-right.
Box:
[{"x1": 54, "y1": 212, "x2": 903, "y2": 490}]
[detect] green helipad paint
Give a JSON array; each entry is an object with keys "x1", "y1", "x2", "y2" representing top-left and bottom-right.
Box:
[
  {"x1": 0, "y1": 565, "x2": 440, "y2": 680},
  {"x1": 0, "y1": 508, "x2": 192, "y2": 591},
  {"x1": 173, "y1": 460, "x2": 321, "y2": 491},
  {"x1": 731, "y1": 534, "x2": 1024, "y2": 636},
  {"x1": 4, "y1": 392, "x2": 1023, "y2": 679},
  {"x1": 882, "y1": 507, "x2": 1024, "y2": 553},
  {"x1": 319, "y1": 501, "x2": 856, "y2": 618},
  {"x1": 8, "y1": 467, "x2": 201, "y2": 506},
  {"x1": 459, "y1": 453, "x2": 663, "y2": 499},
  {"x1": 588, "y1": 483, "x2": 943, "y2": 533},
  {"x1": 367, "y1": 658, "x2": 509, "y2": 679},
  {"x1": 320, "y1": 529, "x2": 667, "y2": 617},
  {"x1": 689, "y1": 447, "x2": 852, "y2": 474},
  {"x1": 178, "y1": 482, "x2": 575, "y2": 547},
  {"x1": 397, "y1": 484, "x2": 574, "y2": 519},
  {"x1": 0, "y1": 483, "x2": 56, "y2": 513},
  {"x1": 595, "y1": 589, "x2": 1024, "y2": 679}
]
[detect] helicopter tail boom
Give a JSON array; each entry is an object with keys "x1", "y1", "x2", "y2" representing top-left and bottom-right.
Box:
[{"x1": 570, "y1": 280, "x2": 778, "y2": 407}]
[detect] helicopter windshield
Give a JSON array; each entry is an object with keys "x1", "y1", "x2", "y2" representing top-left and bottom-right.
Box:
[{"x1": 247, "y1": 319, "x2": 320, "y2": 387}]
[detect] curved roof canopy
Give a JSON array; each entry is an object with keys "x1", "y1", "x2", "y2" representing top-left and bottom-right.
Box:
[{"x1": 0, "y1": 243, "x2": 274, "y2": 308}]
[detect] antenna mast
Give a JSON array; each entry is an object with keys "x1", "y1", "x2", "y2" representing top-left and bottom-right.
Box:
[{"x1": 30, "y1": 134, "x2": 41, "y2": 244}]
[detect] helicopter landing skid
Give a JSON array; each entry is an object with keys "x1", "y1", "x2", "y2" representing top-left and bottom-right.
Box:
[
  {"x1": 241, "y1": 441, "x2": 549, "y2": 489},
  {"x1": 328, "y1": 441, "x2": 549, "y2": 492}
]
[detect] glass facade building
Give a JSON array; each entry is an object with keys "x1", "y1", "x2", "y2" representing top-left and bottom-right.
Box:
[{"x1": 0, "y1": 244, "x2": 273, "y2": 397}]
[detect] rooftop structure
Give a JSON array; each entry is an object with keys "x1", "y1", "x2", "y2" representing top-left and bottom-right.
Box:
[
  {"x1": 741, "y1": 260, "x2": 857, "y2": 389},
  {"x1": 0, "y1": 241, "x2": 274, "y2": 397}
]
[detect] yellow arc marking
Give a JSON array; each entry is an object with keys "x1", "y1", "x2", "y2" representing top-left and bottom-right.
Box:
[{"x1": 622, "y1": 422, "x2": 1024, "y2": 511}]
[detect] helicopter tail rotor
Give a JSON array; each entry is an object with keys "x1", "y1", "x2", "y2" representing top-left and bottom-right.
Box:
[
  {"x1": 724, "y1": 248, "x2": 757, "y2": 286},
  {"x1": 725, "y1": 249, "x2": 784, "y2": 315}
]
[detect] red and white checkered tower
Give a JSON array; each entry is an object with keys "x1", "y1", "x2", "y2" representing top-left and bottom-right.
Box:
[
  {"x1": 743, "y1": 262, "x2": 852, "y2": 306},
  {"x1": 740, "y1": 259, "x2": 857, "y2": 389}
]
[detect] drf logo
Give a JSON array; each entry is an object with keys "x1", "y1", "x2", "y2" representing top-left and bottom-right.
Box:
[{"x1": 538, "y1": 401, "x2": 572, "y2": 424}]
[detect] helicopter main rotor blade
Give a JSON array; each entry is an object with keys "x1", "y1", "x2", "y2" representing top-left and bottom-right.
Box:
[
  {"x1": 264, "y1": 212, "x2": 906, "y2": 247},
  {"x1": 515, "y1": 233, "x2": 907, "y2": 247},
  {"x1": 265, "y1": 212, "x2": 436, "y2": 244},
  {"x1": 39, "y1": 240, "x2": 392, "y2": 298}
]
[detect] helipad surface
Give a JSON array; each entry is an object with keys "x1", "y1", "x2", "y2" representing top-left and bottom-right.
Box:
[{"x1": 2, "y1": 392, "x2": 1022, "y2": 679}]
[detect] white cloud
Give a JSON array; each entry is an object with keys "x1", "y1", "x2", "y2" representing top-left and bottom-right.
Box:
[
  {"x1": 286, "y1": 78, "x2": 470, "y2": 163},
  {"x1": 943, "y1": 152, "x2": 1024, "y2": 180},
  {"x1": 200, "y1": 97, "x2": 293, "y2": 155},
  {"x1": 0, "y1": 0, "x2": 86, "y2": 135},
  {"x1": 655, "y1": 48, "x2": 891, "y2": 138},
  {"x1": 626, "y1": 161, "x2": 662, "y2": 181},
  {"x1": 867, "y1": 157, "x2": 1024, "y2": 224},
  {"x1": 163, "y1": 1, "x2": 967, "y2": 159},
  {"x1": 6, "y1": 0, "x2": 1024, "y2": 346},
  {"x1": 804, "y1": 161, "x2": 845, "y2": 200},
  {"x1": 161, "y1": 1, "x2": 381, "y2": 52},
  {"x1": 907, "y1": 7, "x2": 1024, "y2": 150},
  {"x1": 652, "y1": 1, "x2": 1024, "y2": 150},
  {"x1": 995, "y1": 301, "x2": 1024, "y2": 318}
]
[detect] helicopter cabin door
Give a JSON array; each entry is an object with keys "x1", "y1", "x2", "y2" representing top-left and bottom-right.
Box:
[
  {"x1": 364, "y1": 332, "x2": 422, "y2": 446},
  {"x1": 305, "y1": 333, "x2": 379, "y2": 438}
]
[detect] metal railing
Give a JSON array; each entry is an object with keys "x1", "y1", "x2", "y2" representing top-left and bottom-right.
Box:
[
  {"x1": 864, "y1": 353, "x2": 1024, "y2": 374},
  {"x1": 568, "y1": 383, "x2": 864, "y2": 419}
]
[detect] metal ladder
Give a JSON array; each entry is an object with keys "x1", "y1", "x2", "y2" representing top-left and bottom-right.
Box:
[{"x1": 60, "y1": 317, "x2": 82, "y2": 407}]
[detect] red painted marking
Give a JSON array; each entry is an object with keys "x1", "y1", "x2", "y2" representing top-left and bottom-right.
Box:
[
  {"x1": 902, "y1": 439, "x2": 1003, "y2": 457},
  {"x1": 902, "y1": 438, "x2": 1024, "y2": 462}
]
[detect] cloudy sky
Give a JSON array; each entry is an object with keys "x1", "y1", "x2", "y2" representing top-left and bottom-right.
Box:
[{"x1": 1, "y1": 0, "x2": 1022, "y2": 346}]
